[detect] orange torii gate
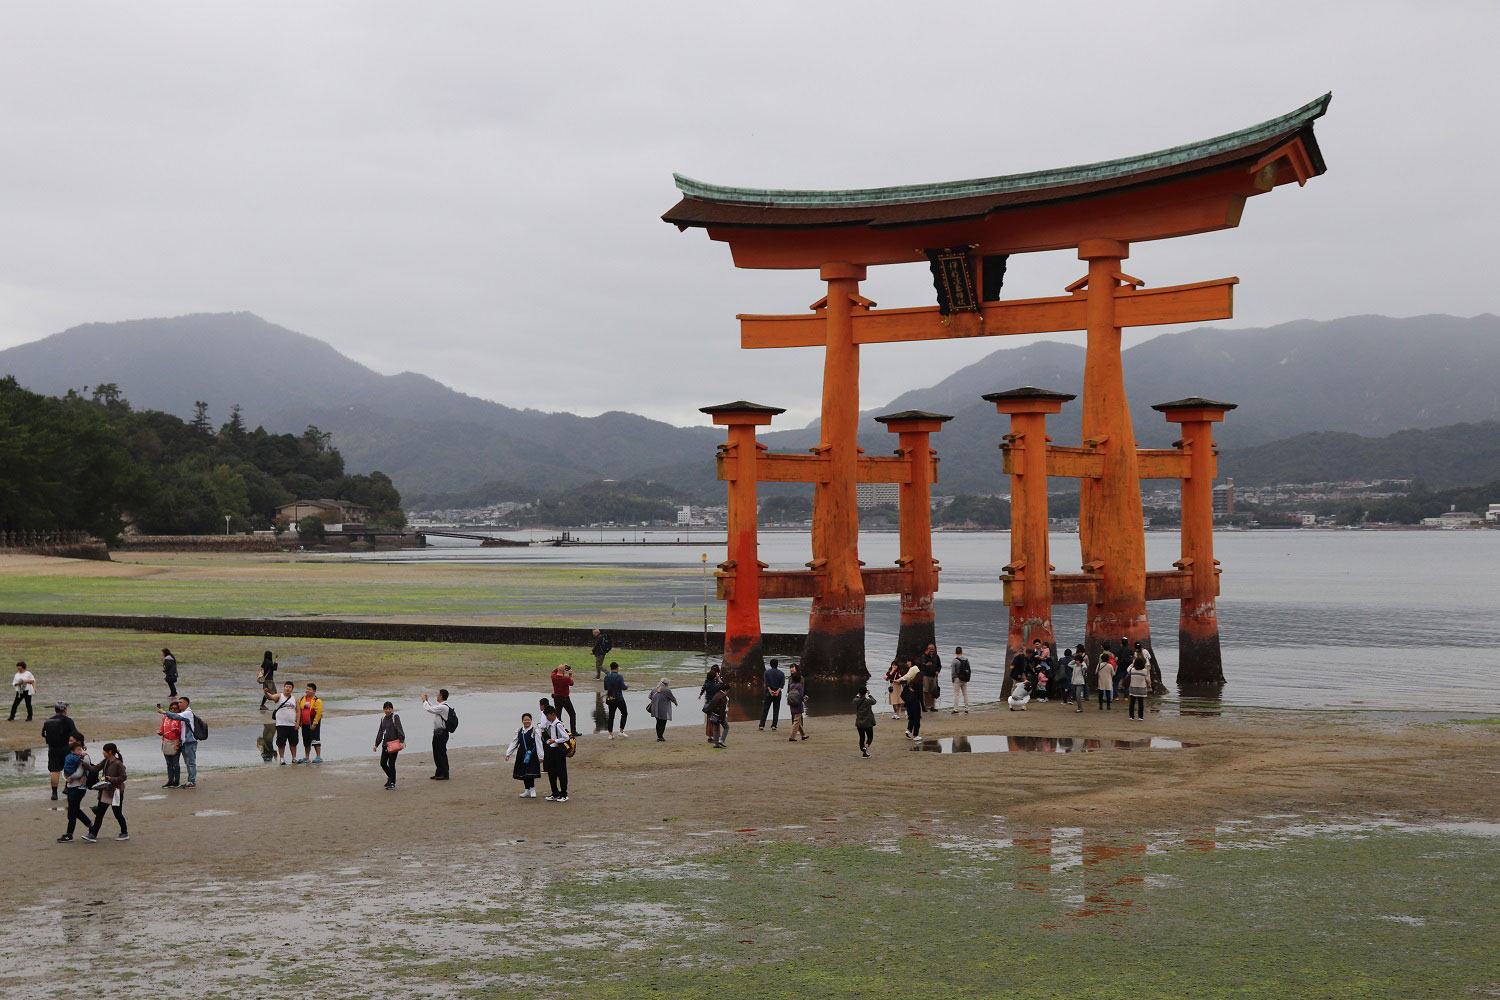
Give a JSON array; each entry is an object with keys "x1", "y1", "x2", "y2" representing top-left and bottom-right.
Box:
[{"x1": 667, "y1": 94, "x2": 1330, "y2": 685}]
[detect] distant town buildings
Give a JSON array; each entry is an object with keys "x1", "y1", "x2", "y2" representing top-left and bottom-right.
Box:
[
  {"x1": 277, "y1": 499, "x2": 370, "y2": 528},
  {"x1": 1421, "y1": 509, "x2": 1483, "y2": 528},
  {"x1": 855, "y1": 483, "x2": 900, "y2": 509},
  {"x1": 1211, "y1": 479, "x2": 1235, "y2": 517}
]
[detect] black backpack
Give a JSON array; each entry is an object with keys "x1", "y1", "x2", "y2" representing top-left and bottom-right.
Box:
[
  {"x1": 445, "y1": 707, "x2": 459, "y2": 734},
  {"x1": 601, "y1": 632, "x2": 613, "y2": 653},
  {"x1": 956, "y1": 658, "x2": 972, "y2": 682},
  {"x1": 192, "y1": 714, "x2": 209, "y2": 741}
]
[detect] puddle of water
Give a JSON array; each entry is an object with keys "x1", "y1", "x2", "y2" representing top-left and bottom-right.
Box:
[
  {"x1": 912, "y1": 735, "x2": 1200, "y2": 753},
  {"x1": 192, "y1": 809, "x2": 239, "y2": 817}
]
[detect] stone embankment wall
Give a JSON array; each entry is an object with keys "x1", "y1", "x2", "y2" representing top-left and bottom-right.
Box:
[
  {"x1": 0, "y1": 531, "x2": 111, "y2": 561},
  {"x1": 114, "y1": 535, "x2": 284, "y2": 552},
  {"x1": 0, "y1": 611, "x2": 807, "y2": 656}
]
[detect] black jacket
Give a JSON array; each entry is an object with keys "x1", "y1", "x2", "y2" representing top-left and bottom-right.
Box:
[{"x1": 41, "y1": 713, "x2": 79, "y2": 749}]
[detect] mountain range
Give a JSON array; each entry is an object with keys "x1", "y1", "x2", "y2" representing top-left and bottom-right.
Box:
[{"x1": 2, "y1": 311, "x2": 1498, "y2": 500}]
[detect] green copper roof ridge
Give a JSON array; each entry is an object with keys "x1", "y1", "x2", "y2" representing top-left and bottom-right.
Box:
[{"x1": 674, "y1": 93, "x2": 1330, "y2": 209}]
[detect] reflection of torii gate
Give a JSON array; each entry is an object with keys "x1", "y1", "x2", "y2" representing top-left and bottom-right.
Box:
[{"x1": 667, "y1": 94, "x2": 1330, "y2": 685}]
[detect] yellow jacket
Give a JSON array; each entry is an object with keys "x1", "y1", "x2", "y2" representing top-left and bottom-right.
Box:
[{"x1": 298, "y1": 695, "x2": 324, "y2": 725}]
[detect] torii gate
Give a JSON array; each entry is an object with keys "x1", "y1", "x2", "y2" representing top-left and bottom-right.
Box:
[{"x1": 666, "y1": 94, "x2": 1330, "y2": 685}]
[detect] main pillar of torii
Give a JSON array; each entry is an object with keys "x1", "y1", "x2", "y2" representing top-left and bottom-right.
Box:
[{"x1": 665, "y1": 94, "x2": 1330, "y2": 681}]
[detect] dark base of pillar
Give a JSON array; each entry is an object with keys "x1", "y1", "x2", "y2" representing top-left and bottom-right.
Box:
[
  {"x1": 895, "y1": 616, "x2": 936, "y2": 667},
  {"x1": 719, "y1": 634, "x2": 765, "y2": 687},
  {"x1": 1176, "y1": 628, "x2": 1225, "y2": 687},
  {"x1": 800, "y1": 619, "x2": 868, "y2": 684}
]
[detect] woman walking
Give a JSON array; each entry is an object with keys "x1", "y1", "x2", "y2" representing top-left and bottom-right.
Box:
[
  {"x1": 853, "y1": 687, "x2": 877, "y2": 758},
  {"x1": 504, "y1": 713, "x2": 544, "y2": 797},
  {"x1": 706, "y1": 685, "x2": 729, "y2": 748},
  {"x1": 158, "y1": 699, "x2": 183, "y2": 788},
  {"x1": 81, "y1": 743, "x2": 127, "y2": 843},
  {"x1": 1126, "y1": 656, "x2": 1152, "y2": 721},
  {"x1": 786, "y1": 668, "x2": 808, "y2": 742},
  {"x1": 374, "y1": 701, "x2": 405, "y2": 790},
  {"x1": 161, "y1": 648, "x2": 178, "y2": 698},
  {"x1": 901, "y1": 677, "x2": 924, "y2": 738},
  {"x1": 1095, "y1": 652, "x2": 1115, "y2": 711},
  {"x1": 647, "y1": 679, "x2": 677, "y2": 741},
  {"x1": 258, "y1": 651, "x2": 278, "y2": 710}
]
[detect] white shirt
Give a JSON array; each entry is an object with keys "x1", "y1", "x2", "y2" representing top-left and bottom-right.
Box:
[
  {"x1": 272, "y1": 694, "x2": 298, "y2": 726},
  {"x1": 425, "y1": 701, "x2": 450, "y2": 731},
  {"x1": 545, "y1": 718, "x2": 571, "y2": 747},
  {"x1": 12, "y1": 671, "x2": 35, "y2": 695}
]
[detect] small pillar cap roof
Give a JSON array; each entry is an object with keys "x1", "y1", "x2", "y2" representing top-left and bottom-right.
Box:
[
  {"x1": 873, "y1": 409, "x2": 954, "y2": 424},
  {"x1": 981, "y1": 387, "x2": 1077, "y2": 403},
  {"x1": 699, "y1": 401, "x2": 787, "y2": 415},
  {"x1": 1151, "y1": 397, "x2": 1238, "y2": 412}
]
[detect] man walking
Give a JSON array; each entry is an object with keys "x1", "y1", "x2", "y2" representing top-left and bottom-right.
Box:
[
  {"x1": 759, "y1": 658, "x2": 784, "y2": 731},
  {"x1": 422, "y1": 689, "x2": 452, "y2": 780},
  {"x1": 297, "y1": 683, "x2": 323, "y2": 763},
  {"x1": 10, "y1": 661, "x2": 36, "y2": 722},
  {"x1": 602, "y1": 662, "x2": 629, "y2": 738},
  {"x1": 161, "y1": 648, "x2": 178, "y2": 698},
  {"x1": 541, "y1": 704, "x2": 571, "y2": 802},
  {"x1": 270, "y1": 681, "x2": 299, "y2": 764},
  {"x1": 590, "y1": 629, "x2": 612, "y2": 679},
  {"x1": 949, "y1": 647, "x2": 971, "y2": 714},
  {"x1": 41, "y1": 702, "x2": 80, "y2": 800},
  {"x1": 158, "y1": 697, "x2": 199, "y2": 787},
  {"x1": 550, "y1": 664, "x2": 577, "y2": 735}
]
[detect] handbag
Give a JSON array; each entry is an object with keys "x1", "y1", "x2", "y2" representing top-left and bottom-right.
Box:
[
  {"x1": 161, "y1": 738, "x2": 180, "y2": 755},
  {"x1": 385, "y1": 739, "x2": 404, "y2": 752}
]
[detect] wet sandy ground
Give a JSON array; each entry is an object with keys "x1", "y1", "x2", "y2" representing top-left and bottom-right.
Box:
[{"x1": 2, "y1": 699, "x2": 1497, "y2": 997}]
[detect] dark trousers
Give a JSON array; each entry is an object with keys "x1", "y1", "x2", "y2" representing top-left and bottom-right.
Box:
[
  {"x1": 64, "y1": 787, "x2": 89, "y2": 837},
  {"x1": 906, "y1": 704, "x2": 922, "y2": 738},
  {"x1": 858, "y1": 725, "x2": 873, "y2": 752},
  {"x1": 1098, "y1": 690, "x2": 1113, "y2": 710},
  {"x1": 606, "y1": 699, "x2": 627, "y2": 733},
  {"x1": 10, "y1": 691, "x2": 33, "y2": 721},
  {"x1": 760, "y1": 695, "x2": 780, "y2": 728},
  {"x1": 555, "y1": 696, "x2": 577, "y2": 735},
  {"x1": 165, "y1": 676, "x2": 178, "y2": 697},
  {"x1": 88, "y1": 800, "x2": 126, "y2": 837},
  {"x1": 655, "y1": 718, "x2": 667, "y2": 740},
  {"x1": 545, "y1": 747, "x2": 568, "y2": 797},
  {"x1": 1129, "y1": 695, "x2": 1146, "y2": 719},
  {"x1": 164, "y1": 752, "x2": 181, "y2": 786},
  {"x1": 432, "y1": 730, "x2": 450, "y2": 778},
  {"x1": 380, "y1": 748, "x2": 399, "y2": 784}
]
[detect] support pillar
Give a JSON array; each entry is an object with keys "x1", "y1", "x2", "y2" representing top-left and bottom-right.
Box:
[
  {"x1": 701, "y1": 400, "x2": 785, "y2": 685},
  {"x1": 1077, "y1": 239, "x2": 1152, "y2": 665},
  {"x1": 1153, "y1": 397, "x2": 1237, "y2": 688},
  {"x1": 875, "y1": 409, "x2": 953, "y2": 663},
  {"x1": 802, "y1": 263, "x2": 869, "y2": 682},
  {"x1": 986, "y1": 387, "x2": 1075, "y2": 688}
]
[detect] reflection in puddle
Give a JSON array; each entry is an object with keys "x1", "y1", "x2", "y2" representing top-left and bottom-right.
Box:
[{"x1": 913, "y1": 735, "x2": 1200, "y2": 753}]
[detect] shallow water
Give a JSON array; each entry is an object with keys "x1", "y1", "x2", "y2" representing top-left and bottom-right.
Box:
[{"x1": 911, "y1": 734, "x2": 1198, "y2": 753}]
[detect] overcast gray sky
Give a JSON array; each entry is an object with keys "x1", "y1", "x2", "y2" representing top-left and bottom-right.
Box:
[{"x1": 1, "y1": 1, "x2": 1496, "y2": 426}]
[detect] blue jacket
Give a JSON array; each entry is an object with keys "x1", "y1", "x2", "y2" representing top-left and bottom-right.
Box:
[
  {"x1": 763, "y1": 666, "x2": 785, "y2": 695},
  {"x1": 603, "y1": 671, "x2": 628, "y2": 700}
]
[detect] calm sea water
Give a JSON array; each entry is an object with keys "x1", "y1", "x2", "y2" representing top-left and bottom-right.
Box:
[{"x1": 352, "y1": 529, "x2": 1500, "y2": 712}]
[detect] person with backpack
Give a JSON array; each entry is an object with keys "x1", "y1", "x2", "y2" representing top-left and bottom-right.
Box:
[
  {"x1": 297, "y1": 683, "x2": 324, "y2": 763},
  {"x1": 549, "y1": 664, "x2": 577, "y2": 736},
  {"x1": 81, "y1": 742, "x2": 128, "y2": 843},
  {"x1": 901, "y1": 676, "x2": 924, "y2": 738},
  {"x1": 602, "y1": 662, "x2": 629, "y2": 738},
  {"x1": 157, "y1": 696, "x2": 201, "y2": 787},
  {"x1": 422, "y1": 690, "x2": 454, "y2": 780},
  {"x1": 270, "y1": 681, "x2": 300, "y2": 765},
  {"x1": 11, "y1": 660, "x2": 37, "y2": 722},
  {"x1": 158, "y1": 698, "x2": 183, "y2": 787},
  {"x1": 949, "y1": 647, "x2": 971, "y2": 715},
  {"x1": 759, "y1": 658, "x2": 785, "y2": 731},
  {"x1": 590, "y1": 629, "x2": 613, "y2": 679},
  {"x1": 540, "y1": 704, "x2": 571, "y2": 802},
  {"x1": 41, "y1": 702, "x2": 81, "y2": 801},
  {"x1": 853, "y1": 687, "x2": 877, "y2": 758},
  {"x1": 504, "y1": 712, "x2": 544, "y2": 798},
  {"x1": 258, "y1": 651, "x2": 278, "y2": 710},
  {"x1": 161, "y1": 648, "x2": 178, "y2": 698},
  {"x1": 786, "y1": 668, "x2": 808, "y2": 742},
  {"x1": 706, "y1": 685, "x2": 729, "y2": 748},
  {"x1": 56, "y1": 733, "x2": 92, "y2": 843},
  {"x1": 646, "y1": 678, "x2": 677, "y2": 741},
  {"x1": 699, "y1": 665, "x2": 723, "y2": 743},
  {"x1": 373, "y1": 701, "x2": 404, "y2": 790}
]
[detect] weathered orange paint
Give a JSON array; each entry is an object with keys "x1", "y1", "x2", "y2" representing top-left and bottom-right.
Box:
[
  {"x1": 880, "y1": 413, "x2": 948, "y2": 662},
  {"x1": 802, "y1": 263, "x2": 868, "y2": 682},
  {"x1": 738, "y1": 277, "x2": 1236, "y2": 350},
  {"x1": 1158, "y1": 401, "x2": 1235, "y2": 686},
  {"x1": 707, "y1": 405, "x2": 778, "y2": 683},
  {"x1": 991, "y1": 391, "x2": 1070, "y2": 685}
]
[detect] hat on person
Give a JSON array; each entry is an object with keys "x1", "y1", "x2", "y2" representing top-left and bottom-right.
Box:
[{"x1": 54, "y1": 702, "x2": 68, "y2": 711}]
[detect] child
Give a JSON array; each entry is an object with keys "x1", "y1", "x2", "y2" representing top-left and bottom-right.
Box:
[
  {"x1": 504, "y1": 712, "x2": 544, "y2": 797},
  {"x1": 1034, "y1": 667, "x2": 1049, "y2": 703},
  {"x1": 853, "y1": 687, "x2": 877, "y2": 758}
]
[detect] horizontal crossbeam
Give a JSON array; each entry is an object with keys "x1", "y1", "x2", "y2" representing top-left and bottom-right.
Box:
[
  {"x1": 716, "y1": 565, "x2": 934, "y2": 601},
  {"x1": 739, "y1": 277, "x2": 1236, "y2": 350},
  {"x1": 1003, "y1": 567, "x2": 1220, "y2": 607},
  {"x1": 717, "y1": 451, "x2": 935, "y2": 485}
]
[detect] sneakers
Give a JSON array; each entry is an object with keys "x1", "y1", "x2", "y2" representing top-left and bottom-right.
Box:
[
  {"x1": 81, "y1": 833, "x2": 97, "y2": 843},
  {"x1": 861, "y1": 750, "x2": 870, "y2": 758},
  {"x1": 656, "y1": 737, "x2": 666, "y2": 742},
  {"x1": 384, "y1": 782, "x2": 395, "y2": 790},
  {"x1": 607, "y1": 733, "x2": 614, "y2": 740},
  {"x1": 558, "y1": 796, "x2": 569, "y2": 803},
  {"x1": 279, "y1": 760, "x2": 287, "y2": 766},
  {"x1": 313, "y1": 756, "x2": 322, "y2": 762},
  {"x1": 951, "y1": 710, "x2": 958, "y2": 715},
  {"x1": 162, "y1": 782, "x2": 176, "y2": 788},
  {"x1": 758, "y1": 725, "x2": 765, "y2": 731},
  {"x1": 183, "y1": 782, "x2": 196, "y2": 788},
  {"x1": 545, "y1": 794, "x2": 560, "y2": 801},
  {"x1": 50, "y1": 790, "x2": 58, "y2": 801},
  {"x1": 618, "y1": 731, "x2": 629, "y2": 738},
  {"x1": 56, "y1": 835, "x2": 73, "y2": 843},
  {"x1": 116, "y1": 833, "x2": 130, "y2": 841},
  {"x1": 518, "y1": 790, "x2": 531, "y2": 797},
  {"x1": 712, "y1": 742, "x2": 726, "y2": 749}
]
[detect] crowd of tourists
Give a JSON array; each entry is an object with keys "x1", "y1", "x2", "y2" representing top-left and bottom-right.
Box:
[{"x1": 20, "y1": 626, "x2": 1167, "y2": 845}]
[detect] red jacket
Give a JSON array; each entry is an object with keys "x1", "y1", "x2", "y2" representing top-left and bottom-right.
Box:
[{"x1": 550, "y1": 670, "x2": 574, "y2": 699}]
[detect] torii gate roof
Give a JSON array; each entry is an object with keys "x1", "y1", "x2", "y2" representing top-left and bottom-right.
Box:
[{"x1": 664, "y1": 94, "x2": 1329, "y2": 267}]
